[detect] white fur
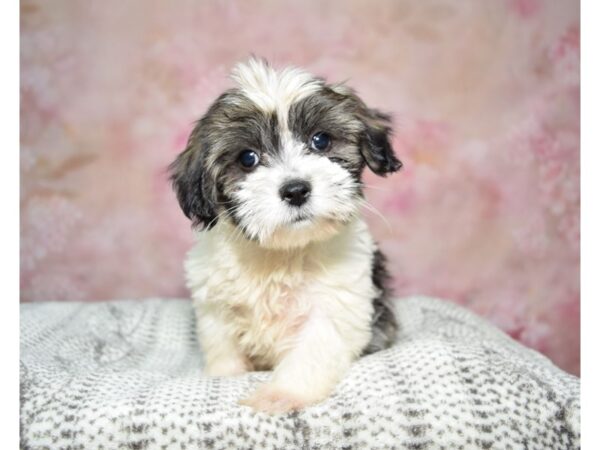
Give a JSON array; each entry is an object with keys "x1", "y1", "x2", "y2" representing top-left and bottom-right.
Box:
[
  {"x1": 231, "y1": 58, "x2": 322, "y2": 120},
  {"x1": 186, "y1": 218, "x2": 378, "y2": 412}
]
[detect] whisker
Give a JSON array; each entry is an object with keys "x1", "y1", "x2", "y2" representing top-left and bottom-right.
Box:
[
  {"x1": 361, "y1": 183, "x2": 390, "y2": 192},
  {"x1": 203, "y1": 203, "x2": 241, "y2": 230},
  {"x1": 358, "y1": 198, "x2": 392, "y2": 231}
]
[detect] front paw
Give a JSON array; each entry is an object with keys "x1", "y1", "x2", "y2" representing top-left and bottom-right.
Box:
[{"x1": 239, "y1": 383, "x2": 324, "y2": 414}]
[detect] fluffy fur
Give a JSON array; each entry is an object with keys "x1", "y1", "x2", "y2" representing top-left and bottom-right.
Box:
[{"x1": 170, "y1": 58, "x2": 402, "y2": 413}]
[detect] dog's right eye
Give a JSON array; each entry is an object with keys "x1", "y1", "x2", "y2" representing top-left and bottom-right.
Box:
[{"x1": 238, "y1": 150, "x2": 260, "y2": 169}]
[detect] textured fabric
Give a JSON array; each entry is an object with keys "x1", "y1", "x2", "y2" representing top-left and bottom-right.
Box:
[
  {"x1": 20, "y1": 297, "x2": 580, "y2": 449},
  {"x1": 20, "y1": 0, "x2": 580, "y2": 376}
]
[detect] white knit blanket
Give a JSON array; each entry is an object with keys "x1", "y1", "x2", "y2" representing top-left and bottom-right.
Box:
[{"x1": 20, "y1": 296, "x2": 580, "y2": 449}]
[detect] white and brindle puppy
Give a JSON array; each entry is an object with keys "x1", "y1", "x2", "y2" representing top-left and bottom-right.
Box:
[{"x1": 170, "y1": 58, "x2": 402, "y2": 413}]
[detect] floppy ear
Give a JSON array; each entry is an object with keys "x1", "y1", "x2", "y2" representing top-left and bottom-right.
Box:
[
  {"x1": 359, "y1": 109, "x2": 402, "y2": 176},
  {"x1": 169, "y1": 127, "x2": 218, "y2": 229}
]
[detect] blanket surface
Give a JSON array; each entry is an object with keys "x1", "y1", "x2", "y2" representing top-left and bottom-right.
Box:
[{"x1": 20, "y1": 297, "x2": 580, "y2": 450}]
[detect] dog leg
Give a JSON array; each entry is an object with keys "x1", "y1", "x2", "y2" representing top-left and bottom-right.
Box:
[
  {"x1": 240, "y1": 309, "x2": 358, "y2": 413},
  {"x1": 198, "y1": 314, "x2": 251, "y2": 377}
]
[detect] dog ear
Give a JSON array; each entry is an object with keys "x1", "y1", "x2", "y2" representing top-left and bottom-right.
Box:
[
  {"x1": 169, "y1": 126, "x2": 218, "y2": 229},
  {"x1": 359, "y1": 108, "x2": 402, "y2": 176}
]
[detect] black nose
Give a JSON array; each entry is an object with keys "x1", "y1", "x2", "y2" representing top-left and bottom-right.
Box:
[{"x1": 279, "y1": 180, "x2": 311, "y2": 207}]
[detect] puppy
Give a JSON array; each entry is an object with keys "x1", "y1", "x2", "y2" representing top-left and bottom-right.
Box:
[{"x1": 170, "y1": 58, "x2": 401, "y2": 413}]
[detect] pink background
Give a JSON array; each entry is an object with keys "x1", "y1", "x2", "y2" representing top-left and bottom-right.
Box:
[{"x1": 20, "y1": 0, "x2": 580, "y2": 375}]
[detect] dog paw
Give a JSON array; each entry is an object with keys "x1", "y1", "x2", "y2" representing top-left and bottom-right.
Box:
[{"x1": 240, "y1": 384, "x2": 316, "y2": 413}]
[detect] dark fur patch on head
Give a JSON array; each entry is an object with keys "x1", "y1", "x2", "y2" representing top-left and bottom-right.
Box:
[
  {"x1": 288, "y1": 87, "x2": 365, "y2": 180},
  {"x1": 359, "y1": 108, "x2": 403, "y2": 176},
  {"x1": 169, "y1": 89, "x2": 280, "y2": 228},
  {"x1": 288, "y1": 86, "x2": 402, "y2": 181},
  {"x1": 169, "y1": 138, "x2": 217, "y2": 228}
]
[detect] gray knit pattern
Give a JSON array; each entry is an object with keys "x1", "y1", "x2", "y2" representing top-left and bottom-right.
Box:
[{"x1": 20, "y1": 296, "x2": 580, "y2": 450}]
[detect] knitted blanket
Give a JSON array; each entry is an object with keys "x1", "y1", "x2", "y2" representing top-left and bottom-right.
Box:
[{"x1": 20, "y1": 297, "x2": 580, "y2": 449}]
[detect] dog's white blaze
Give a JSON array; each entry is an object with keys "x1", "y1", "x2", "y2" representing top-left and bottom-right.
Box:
[{"x1": 231, "y1": 58, "x2": 322, "y2": 126}]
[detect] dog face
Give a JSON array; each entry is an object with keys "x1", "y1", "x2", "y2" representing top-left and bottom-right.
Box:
[{"x1": 170, "y1": 59, "x2": 401, "y2": 249}]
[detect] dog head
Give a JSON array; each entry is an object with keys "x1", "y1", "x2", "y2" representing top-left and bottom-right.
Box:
[{"x1": 170, "y1": 58, "x2": 401, "y2": 249}]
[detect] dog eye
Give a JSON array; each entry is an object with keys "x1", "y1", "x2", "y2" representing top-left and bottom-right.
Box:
[
  {"x1": 238, "y1": 150, "x2": 260, "y2": 169},
  {"x1": 310, "y1": 132, "x2": 331, "y2": 151}
]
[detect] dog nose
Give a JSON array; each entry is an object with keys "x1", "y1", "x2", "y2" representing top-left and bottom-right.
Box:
[{"x1": 279, "y1": 180, "x2": 311, "y2": 207}]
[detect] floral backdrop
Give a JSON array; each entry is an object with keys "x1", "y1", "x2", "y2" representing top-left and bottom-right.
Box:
[{"x1": 20, "y1": 0, "x2": 580, "y2": 375}]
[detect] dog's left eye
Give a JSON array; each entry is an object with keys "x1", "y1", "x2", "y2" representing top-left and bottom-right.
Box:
[
  {"x1": 310, "y1": 132, "x2": 331, "y2": 152},
  {"x1": 238, "y1": 150, "x2": 260, "y2": 169}
]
